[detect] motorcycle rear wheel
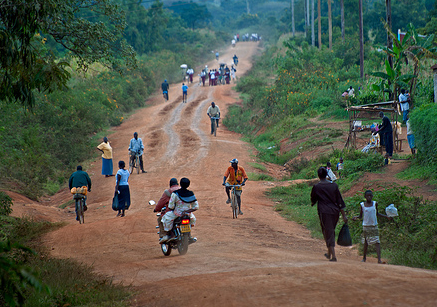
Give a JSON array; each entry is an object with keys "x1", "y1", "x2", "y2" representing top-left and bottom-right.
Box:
[
  {"x1": 177, "y1": 234, "x2": 189, "y2": 255},
  {"x1": 161, "y1": 243, "x2": 172, "y2": 256}
]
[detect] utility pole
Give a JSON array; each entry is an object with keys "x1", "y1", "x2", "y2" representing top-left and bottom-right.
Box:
[
  {"x1": 328, "y1": 0, "x2": 332, "y2": 49},
  {"x1": 359, "y1": 0, "x2": 364, "y2": 79},
  {"x1": 311, "y1": 0, "x2": 315, "y2": 46}
]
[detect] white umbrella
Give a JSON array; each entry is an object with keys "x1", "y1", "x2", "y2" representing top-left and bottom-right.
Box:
[{"x1": 180, "y1": 64, "x2": 187, "y2": 69}]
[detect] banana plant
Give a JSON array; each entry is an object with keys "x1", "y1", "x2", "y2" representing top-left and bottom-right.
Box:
[{"x1": 370, "y1": 22, "x2": 436, "y2": 101}]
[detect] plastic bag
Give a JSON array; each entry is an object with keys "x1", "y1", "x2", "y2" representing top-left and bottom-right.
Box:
[
  {"x1": 112, "y1": 194, "x2": 119, "y2": 211},
  {"x1": 337, "y1": 224, "x2": 352, "y2": 246},
  {"x1": 385, "y1": 204, "x2": 398, "y2": 217}
]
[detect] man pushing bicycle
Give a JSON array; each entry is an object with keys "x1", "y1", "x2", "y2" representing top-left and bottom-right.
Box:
[{"x1": 222, "y1": 158, "x2": 248, "y2": 215}]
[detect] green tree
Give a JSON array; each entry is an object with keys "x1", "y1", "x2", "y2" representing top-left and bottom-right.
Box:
[{"x1": 0, "y1": 0, "x2": 136, "y2": 107}]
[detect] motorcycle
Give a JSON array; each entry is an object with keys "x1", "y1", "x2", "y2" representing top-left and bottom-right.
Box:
[{"x1": 149, "y1": 200, "x2": 197, "y2": 256}]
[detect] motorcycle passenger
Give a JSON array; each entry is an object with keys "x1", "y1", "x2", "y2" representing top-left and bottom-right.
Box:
[
  {"x1": 128, "y1": 132, "x2": 147, "y2": 173},
  {"x1": 207, "y1": 101, "x2": 220, "y2": 134},
  {"x1": 161, "y1": 79, "x2": 169, "y2": 99},
  {"x1": 223, "y1": 158, "x2": 248, "y2": 215},
  {"x1": 154, "y1": 178, "x2": 180, "y2": 240},
  {"x1": 160, "y1": 177, "x2": 199, "y2": 243},
  {"x1": 69, "y1": 165, "x2": 92, "y2": 219}
]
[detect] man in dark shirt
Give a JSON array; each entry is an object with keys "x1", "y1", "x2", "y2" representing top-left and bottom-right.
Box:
[
  {"x1": 69, "y1": 165, "x2": 91, "y2": 191},
  {"x1": 69, "y1": 165, "x2": 92, "y2": 215},
  {"x1": 375, "y1": 111, "x2": 393, "y2": 158},
  {"x1": 311, "y1": 167, "x2": 348, "y2": 262}
]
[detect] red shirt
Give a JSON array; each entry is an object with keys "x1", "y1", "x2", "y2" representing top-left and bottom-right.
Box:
[{"x1": 155, "y1": 185, "x2": 180, "y2": 215}]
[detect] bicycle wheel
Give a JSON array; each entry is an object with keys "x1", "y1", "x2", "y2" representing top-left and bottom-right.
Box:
[
  {"x1": 77, "y1": 199, "x2": 84, "y2": 224},
  {"x1": 213, "y1": 119, "x2": 217, "y2": 137},
  {"x1": 231, "y1": 190, "x2": 238, "y2": 219},
  {"x1": 129, "y1": 156, "x2": 134, "y2": 174},
  {"x1": 136, "y1": 156, "x2": 140, "y2": 174}
]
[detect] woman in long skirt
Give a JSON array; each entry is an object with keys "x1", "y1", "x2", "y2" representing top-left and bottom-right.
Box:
[
  {"x1": 115, "y1": 160, "x2": 130, "y2": 217},
  {"x1": 97, "y1": 137, "x2": 113, "y2": 177}
]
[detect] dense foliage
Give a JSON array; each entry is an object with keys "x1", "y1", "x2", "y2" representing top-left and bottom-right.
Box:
[{"x1": 0, "y1": 0, "x2": 136, "y2": 107}]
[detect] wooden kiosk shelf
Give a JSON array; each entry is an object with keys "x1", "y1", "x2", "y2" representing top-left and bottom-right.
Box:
[{"x1": 345, "y1": 101, "x2": 401, "y2": 153}]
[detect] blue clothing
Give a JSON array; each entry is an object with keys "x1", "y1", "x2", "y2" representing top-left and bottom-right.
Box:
[
  {"x1": 161, "y1": 81, "x2": 169, "y2": 92},
  {"x1": 407, "y1": 134, "x2": 415, "y2": 149},
  {"x1": 182, "y1": 85, "x2": 188, "y2": 93},
  {"x1": 116, "y1": 169, "x2": 130, "y2": 185},
  {"x1": 102, "y1": 158, "x2": 113, "y2": 176},
  {"x1": 117, "y1": 185, "x2": 131, "y2": 210},
  {"x1": 129, "y1": 137, "x2": 144, "y2": 155}
]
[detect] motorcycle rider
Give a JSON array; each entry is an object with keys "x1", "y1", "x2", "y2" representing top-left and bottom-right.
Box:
[
  {"x1": 161, "y1": 79, "x2": 169, "y2": 99},
  {"x1": 154, "y1": 178, "x2": 180, "y2": 240},
  {"x1": 160, "y1": 177, "x2": 199, "y2": 243},
  {"x1": 223, "y1": 158, "x2": 248, "y2": 215}
]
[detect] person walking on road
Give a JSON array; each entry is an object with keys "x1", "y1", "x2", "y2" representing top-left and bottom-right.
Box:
[
  {"x1": 97, "y1": 136, "x2": 114, "y2": 177},
  {"x1": 161, "y1": 79, "x2": 169, "y2": 101},
  {"x1": 311, "y1": 167, "x2": 348, "y2": 262},
  {"x1": 207, "y1": 102, "x2": 221, "y2": 134},
  {"x1": 182, "y1": 83, "x2": 188, "y2": 103}
]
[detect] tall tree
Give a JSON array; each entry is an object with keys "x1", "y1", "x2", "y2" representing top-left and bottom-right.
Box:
[
  {"x1": 307, "y1": 0, "x2": 310, "y2": 38},
  {"x1": 328, "y1": 0, "x2": 332, "y2": 49},
  {"x1": 318, "y1": 0, "x2": 321, "y2": 49},
  {"x1": 386, "y1": 0, "x2": 393, "y2": 99},
  {"x1": 311, "y1": 0, "x2": 315, "y2": 46},
  {"x1": 359, "y1": 0, "x2": 364, "y2": 79},
  {"x1": 292, "y1": 0, "x2": 295, "y2": 37},
  {"x1": 341, "y1": 0, "x2": 345, "y2": 41}
]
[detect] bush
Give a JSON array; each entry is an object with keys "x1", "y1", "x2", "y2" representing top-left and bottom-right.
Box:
[{"x1": 0, "y1": 192, "x2": 13, "y2": 216}]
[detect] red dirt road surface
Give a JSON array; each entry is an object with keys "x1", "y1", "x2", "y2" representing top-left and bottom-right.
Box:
[{"x1": 11, "y1": 42, "x2": 437, "y2": 307}]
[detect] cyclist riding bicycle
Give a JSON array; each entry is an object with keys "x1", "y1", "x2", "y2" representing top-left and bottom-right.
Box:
[
  {"x1": 161, "y1": 79, "x2": 169, "y2": 100},
  {"x1": 207, "y1": 101, "x2": 220, "y2": 134},
  {"x1": 222, "y1": 158, "x2": 248, "y2": 215},
  {"x1": 69, "y1": 165, "x2": 92, "y2": 220}
]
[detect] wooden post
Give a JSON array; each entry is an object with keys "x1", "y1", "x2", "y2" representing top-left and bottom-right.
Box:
[{"x1": 432, "y1": 64, "x2": 437, "y2": 103}]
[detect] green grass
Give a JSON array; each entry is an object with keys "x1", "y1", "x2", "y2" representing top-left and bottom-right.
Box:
[
  {"x1": 248, "y1": 172, "x2": 275, "y2": 181},
  {"x1": 1, "y1": 217, "x2": 132, "y2": 306},
  {"x1": 248, "y1": 162, "x2": 267, "y2": 172}
]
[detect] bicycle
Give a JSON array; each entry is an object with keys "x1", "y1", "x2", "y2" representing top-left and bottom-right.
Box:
[
  {"x1": 210, "y1": 116, "x2": 220, "y2": 137},
  {"x1": 74, "y1": 194, "x2": 86, "y2": 224},
  {"x1": 129, "y1": 151, "x2": 140, "y2": 174},
  {"x1": 226, "y1": 184, "x2": 242, "y2": 219},
  {"x1": 163, "y1": 91, "x2": 168, "y2": 101}
]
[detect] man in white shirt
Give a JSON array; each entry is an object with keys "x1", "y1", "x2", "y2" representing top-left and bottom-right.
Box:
[
  {"x1": 207, "y1": 102, "x2": 220, "y2": 134},
  {"x1": 399, "y1": 88, "x2": 409, "y2": 123}
]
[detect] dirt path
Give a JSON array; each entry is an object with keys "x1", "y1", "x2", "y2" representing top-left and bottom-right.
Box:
[{"x1": 11, "y1": 42, "x2": 437, "y2": 307}]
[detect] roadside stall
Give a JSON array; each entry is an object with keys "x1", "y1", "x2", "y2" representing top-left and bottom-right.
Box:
[{"x1": 345, "y1": 101, "x2": 403, "y2": 154}]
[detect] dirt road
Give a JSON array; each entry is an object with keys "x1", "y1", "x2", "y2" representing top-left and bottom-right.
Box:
[{"x1": 12, "y1": 42, "x2": 437, "y2": 307}]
